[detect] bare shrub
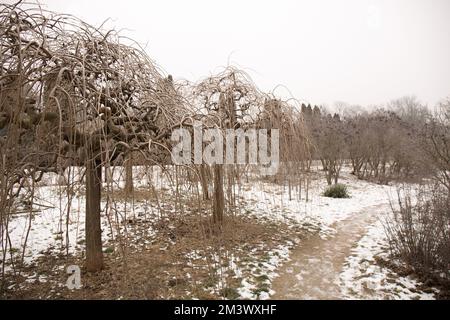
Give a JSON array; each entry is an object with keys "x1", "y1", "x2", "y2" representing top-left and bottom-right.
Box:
[
  {"x1": 419, "y1": 111, "x2": 450, "y2": 192},
  {"x1": 385, "y1": 184, "x2": 450, "y2": 275}
]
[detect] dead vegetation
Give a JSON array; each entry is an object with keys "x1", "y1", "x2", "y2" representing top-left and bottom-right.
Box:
[
  {"x1": 1, "y1": 185, "x2": 304, "y2": 299},
  {"x1": 0, "y1": 1, "x2": 312, "y2": 296},
  {"x1": 0, "y1": 1, "x2": 449, "y2": 301}
]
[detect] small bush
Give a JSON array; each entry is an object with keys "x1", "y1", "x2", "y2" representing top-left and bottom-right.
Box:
[
  {"x1": 323, "y1": 184, "x2": 350, "y2": 198},
  {"x1": 220, "y1": 287, "x2": 240, "y2": 300},
  {"x1": 103, "y1": 247, "x2": 114, "y2": 254}
]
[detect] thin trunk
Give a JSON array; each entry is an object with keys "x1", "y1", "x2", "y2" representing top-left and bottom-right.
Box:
[
  {"x1": 213, "y1": 164, "x2": 224, "y2": 227},
  {"x1": 326, "y1": 162, "x2": 333, "y2": 185},
  {"x1": 124, "y1": 153, "x2": 134, "y2": 196},
  {"x1": 320, "y1": 159, "x2": 328, "y2": 171},
  {"x1": 200, "y1": 164, "x2": 210, "y2": 200},
  {"x1": 85, "y1": 156, "x2": 104, "y2": 272},
  {"x1": 288, "y1": 177, "x2": 292, "y2": 201}
]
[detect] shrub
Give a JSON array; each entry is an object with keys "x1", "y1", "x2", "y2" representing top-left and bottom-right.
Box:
[
  {"x1": 220, "y1": 287, "x2": 240, "y2": 300},
  {"x1": 385, "y1": 184, "x2": 450, "y2": 274},
  {"x1": 323, "y1": 184, "x2": 350, "y2": 198}
]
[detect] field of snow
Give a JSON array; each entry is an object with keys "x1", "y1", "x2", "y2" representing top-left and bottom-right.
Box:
[{"x1": 239, "y1": 166, "x2": 397, "y2": 230}]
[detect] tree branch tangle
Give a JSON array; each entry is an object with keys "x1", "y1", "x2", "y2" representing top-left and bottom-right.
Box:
[{"x1": 0, "y1": 1, "x2": 189, "y2": 271}]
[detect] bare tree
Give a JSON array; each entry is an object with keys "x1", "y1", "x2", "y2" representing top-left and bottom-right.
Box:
[
  {"x1": 0, "y1": 2, "x2": 188, "y2": 271},
  {"x1": 420, "y1": 116, "x2": 450, "y2": 192},
  {"x1": 311, "y1": 113, "x2": 346, "y2": 185},
  {"x1": 388, "y1": 95, "x2": 430, "y2": 125},
  {"x1": 192, "y1": 68, "x2": 266, "y2": 228}
]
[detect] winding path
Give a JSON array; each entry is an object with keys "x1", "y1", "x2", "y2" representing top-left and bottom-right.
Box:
[{"x1": 271, "y1": 204, "x2": 387, "y2": 300}]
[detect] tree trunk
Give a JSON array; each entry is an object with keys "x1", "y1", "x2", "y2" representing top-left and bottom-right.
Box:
[
  {"x1": 288, "y1": 177, "x2": 292, "y2": 201},
  {"x1": 212, "y1": 164, "x2": 224, "y2": 226},
  {"x1": 85, "y1": 157, "x2": 104, "y2": 272},
  {"x1": 325, "y1": 160, "x2": 333, "y2": 185},
  {"x1": 320, "y1": 159, "x2": 328, "y2": 171},
  {"x1": 124, "y1": 153, "x2": 134, "y2": 196},
  {"x1": 200, "y1": 164, "x2": 210, "y2": 200},
  {"x1": 326, "y1": 174, "x2": 332, "y2": 185}
]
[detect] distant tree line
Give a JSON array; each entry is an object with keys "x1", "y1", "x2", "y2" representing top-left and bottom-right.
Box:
[{"x1": 302, "y1": 96, "x2": 450, "y2": 189}]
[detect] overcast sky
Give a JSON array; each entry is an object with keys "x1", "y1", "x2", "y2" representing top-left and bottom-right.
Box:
[{"x1": 15, "y1": 0, "x2": 450, "y2": 108}]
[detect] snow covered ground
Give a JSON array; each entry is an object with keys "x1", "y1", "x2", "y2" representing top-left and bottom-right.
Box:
[
  {"x1": 222, "y1": 167, "x2": 402, "y2": 299},
  {"x1": 340, "y1": 218, "x2": 438, "y2": 300},
  {"x1": 1, "y1": 165, "x2": 440, "y2": 299},
  {"x1": 239, "y1": 166, "x2": 397, "y2": 230},
  {"x1": 1, "y1": 166, "x2": 168, "y2": 274},
  {"x1": 234, "y1": 167, "x2": 440, "y2": 300}
]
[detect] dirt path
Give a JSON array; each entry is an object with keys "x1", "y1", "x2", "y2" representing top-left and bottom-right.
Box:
[{"x1": 271, "y1": 204, "x2": 388, "y2": 300}]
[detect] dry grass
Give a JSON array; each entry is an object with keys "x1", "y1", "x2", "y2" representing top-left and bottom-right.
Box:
[{"x1": 1, "y1": 190, "x2": 298, "y2": 299}]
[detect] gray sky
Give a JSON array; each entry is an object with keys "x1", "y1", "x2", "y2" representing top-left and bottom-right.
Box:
[{"x1": 22, "y1": 0, "x2": 450, "y2": 107}]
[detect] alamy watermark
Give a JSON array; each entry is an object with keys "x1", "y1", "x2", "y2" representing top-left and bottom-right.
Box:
[
  {"x1": 66, "y1": 265, "x2": 82, "y2": 290},
  {"x1": 171, "y1": 121, "x2": 280, "y2": 175}
]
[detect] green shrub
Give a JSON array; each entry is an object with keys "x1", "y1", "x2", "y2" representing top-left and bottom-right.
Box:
[
  {"x1": 220, "y1": 287, "x2": 240, "y2": 300},
  {"x1": 103, "y1": 246, "x2": 114, "y2": 254},
  {"x1": 323, "y1": 184, "x2": 350, "y2": 198}
]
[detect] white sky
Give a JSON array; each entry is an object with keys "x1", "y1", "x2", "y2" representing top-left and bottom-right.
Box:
[{"x1": 15, "y1": 0, "x2": 450, "y2": 107}]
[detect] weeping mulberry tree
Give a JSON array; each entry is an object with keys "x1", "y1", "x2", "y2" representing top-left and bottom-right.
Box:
[
  {"x1": 191, "y1": 68, "x2": 271, "y2": 227},
  {"x1": 258, "y1": 97, "x2": 313, "y2": 199},
  {"x1": 0, "y1": 2, "x2": 188, "y2": 271}
]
